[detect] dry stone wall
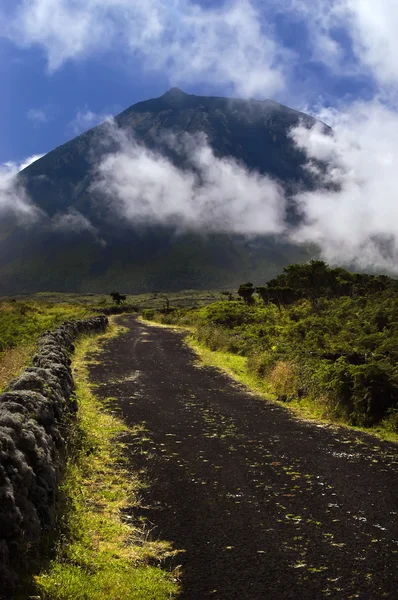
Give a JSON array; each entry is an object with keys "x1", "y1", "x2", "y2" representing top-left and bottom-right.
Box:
[{"x1": 0, "y1": 315, "x2": 108, "y2": 598}]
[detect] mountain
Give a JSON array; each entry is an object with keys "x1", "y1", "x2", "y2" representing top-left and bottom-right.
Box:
[{"x1": 0, "y1": 89, "x2": 322, "y2": 295}]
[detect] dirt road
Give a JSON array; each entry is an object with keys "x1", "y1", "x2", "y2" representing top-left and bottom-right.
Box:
[{"x1": 89, "y1": 316, "x2": 397, "y2": 599}]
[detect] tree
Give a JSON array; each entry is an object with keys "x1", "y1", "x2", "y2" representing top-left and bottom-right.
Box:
[
  {"x1": 152, "y1": 291, "x2": 171, "y2": 313},
  {"x1": 280, "y1": 260, "x2": 331, "y2": 308},
  {"x1": 257, "y1": 285, "x2": 296, "y2": 310},
  {"x1": 110, "y1": 291, "x2": 126, "y2": 305},
  {"x1": 238, "y1": 282, "x2": 255, "y2": 305}
]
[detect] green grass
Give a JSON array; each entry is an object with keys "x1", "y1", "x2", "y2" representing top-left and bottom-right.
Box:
[
  {"x1": 186, "y1": 334, "x2": 271, "y2": 396},
  {"x1": 142, "y1": 319, "x2": 398, "y2": 445},
  {"x1": 188, "y1": 330, "x2": 398, "y2": 444},
  {"x1": 0, "y1": 300, "x2": 92, "y2": 392},
  {"x1": 0, "y1": 300, "x2": 91, "y2": 352},
  {"x1": 33, "y1": 320, "x2": 180, "y2": 600}
]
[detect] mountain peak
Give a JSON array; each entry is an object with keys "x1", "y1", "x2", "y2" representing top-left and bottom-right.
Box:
[
  {"x1": 163, "y1": 87, "x2": 187, "y2": 95},
  {"x1": 11, "y1": 88, "x2": 321, "y2": 295},
  {"x1": 162, "y1": 87, "x2": 188, "y2": 100}
]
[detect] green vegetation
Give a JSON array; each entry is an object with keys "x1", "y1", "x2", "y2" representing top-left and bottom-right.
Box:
[
  {"x1": 34, "y1": 323, "x2": 180, "y2": 600},
  {"x1": 145, "y1": 262, "x2": 398, "y2": 437},
  {"x1": 0, "y1": 300, "x2": 90, "y2": 392},
  {"x1": 0, "y1": 300, "x2": 90, "y2": 354}
]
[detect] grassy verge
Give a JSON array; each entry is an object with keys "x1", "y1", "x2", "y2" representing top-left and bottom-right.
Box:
[
  {"x1": 0, "y1": 300, "x2": 92, "y2": 392},
  {"x1": 0, "y1": 342, "x2": 35, "y2": 392},
  {"x1": 141, "y1": 318, "x2": 398, "y2": 444},
  {"x1": 33, "y1": 318, "x2": 180, "y2": 600}
]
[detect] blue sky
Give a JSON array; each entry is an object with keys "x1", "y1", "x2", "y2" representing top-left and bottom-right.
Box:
[{"x1": 0, "y1": 0, "x2": 383, "y2": 164}]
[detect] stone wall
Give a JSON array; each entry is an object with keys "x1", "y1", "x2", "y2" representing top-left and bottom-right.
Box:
[{"x1": 0, "y1": 316, "x2": 108, "y2": 597}]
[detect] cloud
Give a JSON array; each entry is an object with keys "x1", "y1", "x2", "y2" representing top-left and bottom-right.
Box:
[
  {"x1": 0, "y1": 156, "x2": 45, "y2": 224},
  {"x1": 27, "y1": 108, "x2": 49, "y2": 124},
  {"x1": 342, "y1": 0, "x2": 398, "y2": 88},
  {"x1": 50, "y1": 208, "x2": 104, "y2": 244},
  {"x1": 90, "y1": 116, "x2": 398, "y2": 273},
  {"x1": 4, "y1": 0, "x2": 288, "y2": 97},
  {"x1": 290, "y1": 101, "x2": 398, "y2": 272},
  {"x1": 3, "y1": 154, "x2": 45, "y2": 174},
  {"x1": 284, "y1": 0, "x2": 398, "y2": 92},
  {"x1": 91, "y1": 128, "x2": 286, "y2": 235},
  {"x1": 68, "y1": 108, "x2": 113, "y2": 135},
  {"x1": 0, "y1": 155, "x2": 101, "y2": 238}
]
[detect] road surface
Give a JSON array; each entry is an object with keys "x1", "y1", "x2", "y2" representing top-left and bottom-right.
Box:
[{"x1": 88, "y1": 316, "x2": 398, "y2": 599}]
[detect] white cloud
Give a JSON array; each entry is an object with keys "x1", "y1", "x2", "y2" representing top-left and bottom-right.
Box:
[
  {"x1": 2, "y1": 154, "x2": 45, "y2": 174},
  {"x1": 89, "y1": 115, "x2": 398, "y2": 273},
  {"x1": 290, "y1": 101, "x2": 398, "y2": 272},
  {"x1": 341, "y1": 0, "x2": 398, "y2": 88},
  {"x1": 69, "y1": 108, "x2": 113, "y2": 135},
  {"x1": 51, "y1": 208, "x2": 100, "y2": 236},
  {"x1": 4, "y1": 0, "x2": 288, "y2": 98},
  {"x1": 0, "y1": 155, "x2": 45, "y2": 224},
  {"x1": 285, "y1": 0, "x2": 398, "y2": 90},
  {"x1": 27, "y1": 108, "x2": 48, "y2": 124},
  {"x1": 91, "y1": 129, "x2": 286, "y2": 234},
  {"x1": 0, "y1": 154, "x2": 106, "y2": 239}
]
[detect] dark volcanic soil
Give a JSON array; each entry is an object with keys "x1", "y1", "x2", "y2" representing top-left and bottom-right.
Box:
[{"x1": 89, "y1": 316, "x2": 398, "y2": 599}]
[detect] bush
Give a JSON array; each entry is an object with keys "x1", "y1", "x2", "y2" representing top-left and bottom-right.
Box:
[
  {"x1": 314, "y1": 358, "x2": 397, "y2": 426},
  {"x1": 142, "y1": 308, "x2": 156, "y2": 321}
]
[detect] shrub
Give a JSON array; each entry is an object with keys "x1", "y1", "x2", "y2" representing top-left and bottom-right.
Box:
[
  {"x1": 142, "y1": 309, "x2": 156, "y2": 321},
  {"x1": 268, "y1": 361, "x2": 298, "y2": 397}
]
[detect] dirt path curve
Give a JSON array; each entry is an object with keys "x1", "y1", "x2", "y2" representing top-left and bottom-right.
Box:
[{"x1": 89, "y1": 316, "x2": 397, "y2": 599}]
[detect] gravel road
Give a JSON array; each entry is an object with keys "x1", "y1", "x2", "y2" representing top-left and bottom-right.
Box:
[{"x1": 89, "y1": 316, "x2": 398, "y2": 599}]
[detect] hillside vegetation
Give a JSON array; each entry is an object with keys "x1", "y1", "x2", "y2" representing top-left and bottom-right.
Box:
[{"x1": 145, "y1": 261, "x2": 398, "y2": 435}]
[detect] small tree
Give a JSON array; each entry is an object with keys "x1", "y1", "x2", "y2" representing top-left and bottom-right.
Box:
[
  {"x1": 110, "y1": 291, "x2": 127, "y2": 305},
  {"x1": 238, "y1": 282, "x2": 255, "y2": 305},
  {"x1": 152, "y1": 292, "x2": 170, "y2": 313}
]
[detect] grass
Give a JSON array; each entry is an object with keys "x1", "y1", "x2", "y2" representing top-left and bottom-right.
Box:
[
  {"x1": 0, "y1": 342, "x2": 35, "y2": 393},
  {"x1": 0, "y1": 300, "x2": 91, "y2": 350},
  {"x1": 33, "y1": 318, "x2": 180, "y2": 600},
  {"x1": 189, "y1": 334, "x2": 398, "y2": 444},
  {"x1": 0, "y1": 300, "x2": 91, "y2": 391},
  {"x1": 187, "y1": 334, "x2": 270, "y2": 396}
]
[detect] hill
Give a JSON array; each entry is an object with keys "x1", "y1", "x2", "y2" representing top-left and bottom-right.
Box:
[{"x1": 0, "y1": 89, "x2": 322, "y2": 295}]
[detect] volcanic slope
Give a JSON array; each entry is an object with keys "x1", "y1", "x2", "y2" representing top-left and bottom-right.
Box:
[
  {"x1": 0, "y1": 89, "x2": 320, "y2": 295},
  {"x1": 89, "y1": 316, "x2": 398, "y2": 600}
]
